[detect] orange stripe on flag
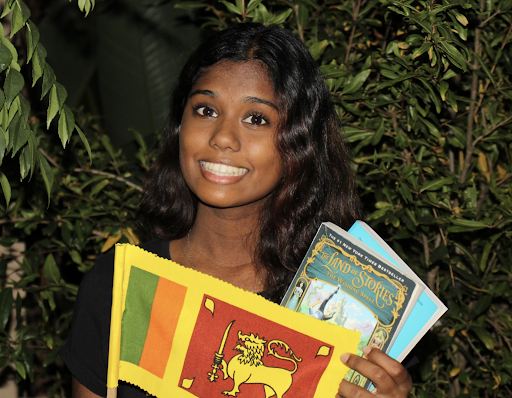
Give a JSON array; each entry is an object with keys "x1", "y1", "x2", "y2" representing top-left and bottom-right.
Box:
[{"x1": 138, "y1": 278, "x2": 187, "y2": 378}]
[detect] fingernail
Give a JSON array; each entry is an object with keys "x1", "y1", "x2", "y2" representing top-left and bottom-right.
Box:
[
  {"x1": 340, "y1": 353, "x2": 350, "y2": 363},
  {"x1": 362, "y1": 346, "x2": 371, "y2": 356}
]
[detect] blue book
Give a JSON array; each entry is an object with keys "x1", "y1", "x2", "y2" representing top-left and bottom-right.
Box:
[{"x1": 348, "y1": 221, "x2": 447, "y2": 362}]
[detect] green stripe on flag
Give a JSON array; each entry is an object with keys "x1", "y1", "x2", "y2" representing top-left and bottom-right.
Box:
[{"x1": 120, "y1": 267, "x2": 159, "y2": 365}]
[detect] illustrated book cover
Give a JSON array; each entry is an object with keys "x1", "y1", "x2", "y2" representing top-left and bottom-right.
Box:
[
  {"x1": 107, "y1": 243, "x2": 361, "y2": 398},
  {"x1": 280, "y1": 222, "x2": 424, "y2": 389},
  {"x1": 347, "y1": 221, "x2": 447, "y2": 362}
]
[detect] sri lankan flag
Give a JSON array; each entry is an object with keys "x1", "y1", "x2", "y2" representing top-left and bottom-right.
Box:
[{"x1": 107, "y1": 244, "x2": 360, "y2": 398}]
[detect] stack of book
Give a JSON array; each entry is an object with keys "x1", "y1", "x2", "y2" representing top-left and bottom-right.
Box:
[{"x1": 281, "y1": 221, "x2": 447, "y2": 389}]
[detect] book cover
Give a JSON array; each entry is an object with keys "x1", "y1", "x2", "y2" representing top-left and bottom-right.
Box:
[
  {"x1": 348, "y1": 221, "x2": 447, "y2": 362},
  {"x1": 281, "y1": 222, "x2": 423, "y2": 388}
]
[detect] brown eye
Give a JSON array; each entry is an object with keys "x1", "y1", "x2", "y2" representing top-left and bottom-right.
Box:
[
  {"x1": 196, "y1": 106, "x2": 218, "y2": 117},
  {"x1": 243, "y1": 114, "x2": 267, "y2": 125}
]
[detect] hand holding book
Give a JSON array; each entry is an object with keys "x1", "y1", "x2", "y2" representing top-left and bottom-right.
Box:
[{"x1": 338, "y1": 346, "x2": 412, "y2": 398}]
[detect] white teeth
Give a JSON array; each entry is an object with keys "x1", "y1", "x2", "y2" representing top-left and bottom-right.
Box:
[{"x1": 200, "y1": 161, "x2": 248, "y2": 177}]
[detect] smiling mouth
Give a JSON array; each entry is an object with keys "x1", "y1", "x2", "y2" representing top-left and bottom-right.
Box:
[{"x1": 200, "y1": 161, "x2": 248, "y2": 177}]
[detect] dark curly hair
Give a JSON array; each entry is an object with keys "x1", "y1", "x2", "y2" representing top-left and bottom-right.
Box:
[{"x1": 138, "y1": 23, "x2": 362, "y2": 302}]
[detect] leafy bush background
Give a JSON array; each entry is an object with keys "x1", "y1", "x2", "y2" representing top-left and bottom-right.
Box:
[{"x1": 1, "y1": 0, "x2": 512, "y2": 397}]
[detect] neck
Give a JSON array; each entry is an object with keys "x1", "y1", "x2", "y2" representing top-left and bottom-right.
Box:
[
  {"x1": 191, "y1": 203, "x2": 261, "y2": 259},
  {"x1": 172, "y1": 203, "x2": 266, "y2": 292}
]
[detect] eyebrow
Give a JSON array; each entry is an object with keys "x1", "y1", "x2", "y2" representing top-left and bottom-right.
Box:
[
  {"x1": 243, "y1": 96, "x2": 278, "y2": 110},
  {"x1": 189, "y1": 89, "x2": 217, "y2": 98},
  {"x1": 189, "y1": 90, "x2": 277, "y2": 110}
]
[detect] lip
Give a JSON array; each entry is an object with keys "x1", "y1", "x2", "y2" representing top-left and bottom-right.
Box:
[{"x1": 199, "y1": 160, "x2": 248, "y2": 183}]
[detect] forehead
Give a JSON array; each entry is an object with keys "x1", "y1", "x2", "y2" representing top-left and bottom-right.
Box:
[{"x1": 191, "y1": 60, "x2": 276, "y2": 100}]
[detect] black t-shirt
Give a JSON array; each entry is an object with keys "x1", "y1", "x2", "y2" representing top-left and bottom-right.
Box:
[{"x1": 61, "y1": 240, "x2": 171, "y2": 397}]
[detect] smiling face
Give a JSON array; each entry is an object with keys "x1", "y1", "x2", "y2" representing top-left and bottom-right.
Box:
[{"x1": 179, "y1": 61, "x2": 283, "y2": 210}]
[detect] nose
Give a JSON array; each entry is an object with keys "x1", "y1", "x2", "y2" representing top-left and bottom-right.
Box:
[{"x1": 209, "y1": 116, "x2": 241, "y2": 151}]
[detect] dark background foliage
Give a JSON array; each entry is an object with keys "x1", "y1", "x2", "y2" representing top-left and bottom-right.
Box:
[{"x1": 0, "y1": 0, "x2": 511, "y2": 397}]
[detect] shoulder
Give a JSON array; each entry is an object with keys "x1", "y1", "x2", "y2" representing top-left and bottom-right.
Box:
[
  {"x1": 139, "y1": 239, "x2": 171, "y2": 259},
  {"x1": 85, "y1": 240, "x2": 171, "y2": 281}
]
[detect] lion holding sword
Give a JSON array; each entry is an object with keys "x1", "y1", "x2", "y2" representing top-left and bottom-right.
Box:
[{"x1": 208, "y1": 321, "x2": 302, "y2": 398}]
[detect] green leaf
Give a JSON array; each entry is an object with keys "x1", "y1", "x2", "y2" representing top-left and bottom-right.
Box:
[
  {"x1": 418, "y1": 78, "x2": 442, "y2": 113},
  {"x1": 19, "y1": 145, "x2": 31, "y2": 180},
  {"x1": 10, "y1": 0, "x2": 31, "y2": 37},
  {"x1": 100, "y1": 134, "x2": 117, "y2": 163},
  {"x1": 420, "y1": 177, "x2": 453, "y2": 192},
  {"x1": 26, "y1": 20, "x2": 39, "y2": 62},
  {"x1": 0, "y1": 127, "x2": 5, "y2": 165},
  {"x1": 246, "y1": 0, "x2": 261, "y2": 13},
  {"x1": 31, "y1": 45, "x2": 44, "y2": 87},
  {"x1": 308, "y1": 40, "x2": 329, "y2": 61},
  {"x1": 412, "y1": 42, "x2": 432, "y2": 59},
  {"x1": 43, "y1": 254, "x2": 60, "y2": 284},
  {"x1": 342, "y1": 69, "x2": 371, "y2": 95},
  {"x1": 441, "y1": 69, "x2": 458, "y2": 80},
  {"x1": 83, "y1": 0, "x2": 93, "y2": 16},
  {"x1": 41, "y1": 64, "x2": 56, "y2": 100},
  {"x1": 472, "y1": 327, "x2": 495, "y2": 351},
  {"x1": 0, "y1": 43, "x2": 13, "y2": 71},
  {"x1": 271, "y1": 8, "x2": 292, "y2": 25},
  {"x1": 479, "y1": 233, "x2": 503, "y2": 272},
  {"x1": 58, "y1": 105, "x2": 75, "y2": 147},
  {"x1": 18, "y1": 93, "x2": 30, "y2": 123},
  {"x1": 15, "y1": 360, "x2": 26, "y2": 380},
  {"x1": 10, "y1": 113, "x2": 29, "y2": 156},
  {"x1": 0, "y1": 287, "x2": 13, "y2": 329},
  {"x1": 0, "y1": 107, "x2": 8, "y2": 140},
  {"x1": 439, "y1": 81, "x2": 449, "y2": 101},
  {"x1": 0, "y1": 31, "x2": 19, "y2": 64},
  {"x1": 372, "y1": 119, "x2": 385, "y2": 146},
  {"x1": 439, "y1": 41, "x2": 467, "y2": 71},
  {"x1": 78, "y1": 0, "x2": 87, "y2": 12},
  {"x1": 219, "y1": 0, "x2": 242, "y2": 15},
  {"x1": 90, "y1": 179, "x2": 109, "y2": 198},
  {"x1": 445, "y1": 90, "x2": 458, "y2": 112},
  {"x1": 47, "y1": 85, "x2": 59, "y2": 129},
  {"x1": 37, "y1": 151, "x2": 54, "y2": 204},
  {"x1": 3, "y1": 68, "x2": 24, "y2": 108},
  {"x1": 380, "y1": 69, "x2": 400, "y2": 79},
  {"x1": 419, "y1": 117, "x2": 441, "y2": 138},
  {"x1": 75, "y1": 125, "x2": 91, "y2": 164},
  {"x1": 474, "y1": 52, "x2": 496, "y2": 88},
  {"x1": 449, "y1": 218, "x2": 489, "y2": 230},
  {"x1": 0, "y1": 1, "x2": 13, "y2": 19},
  {"x1": 297, "y1": 4, "x2": 309, "y2": 28}
]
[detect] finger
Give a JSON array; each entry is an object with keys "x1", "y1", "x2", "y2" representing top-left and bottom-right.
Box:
[
  {"x1": 337, "y1": 378, "x2": 373, "y2": 398},
  {"x1": 362, "y1": 347, "x2": 412, "y2": 390},
  {"x1": 340, "y1": 350, "x2": 400, "y2": 395},
  {"x1": 341, "y1": 351, "x2": 396, "y2": 393}
]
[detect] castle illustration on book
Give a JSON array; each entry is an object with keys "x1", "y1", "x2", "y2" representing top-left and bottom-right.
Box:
[{"x1": 281, "y1": 222, "x2": 425, "y2": 388}]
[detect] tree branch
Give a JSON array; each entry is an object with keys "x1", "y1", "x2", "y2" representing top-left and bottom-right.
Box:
[{"x1": 74, "y1": 168, "x2": 143, "y2": 191}]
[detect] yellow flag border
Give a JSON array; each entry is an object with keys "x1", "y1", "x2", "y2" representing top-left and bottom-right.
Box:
[{"x1": 107, "y1": 243, "x2": 361, "y2": 398}]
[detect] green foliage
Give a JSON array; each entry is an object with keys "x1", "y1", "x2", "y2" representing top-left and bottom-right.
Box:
[
  {"x1": 0, "y1": 112, "x2": 150, "y2": 395},
  {"x1": 0, "y1": 0, "x2": 92, "y2": 207},
  {"x1": 1, "y1": 0, "x2": 512, "y2": 396},
  {"x1": 73, "y1": 0, "x2": 95, "y2": 16},
  {"x1": 177, "y1": 0, "x2": 512, "y2": 396}
]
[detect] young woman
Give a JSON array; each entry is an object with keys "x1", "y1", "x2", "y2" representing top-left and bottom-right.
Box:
[{"x1": 62, "y1": 23, "x2": 412, "y2": 398}]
